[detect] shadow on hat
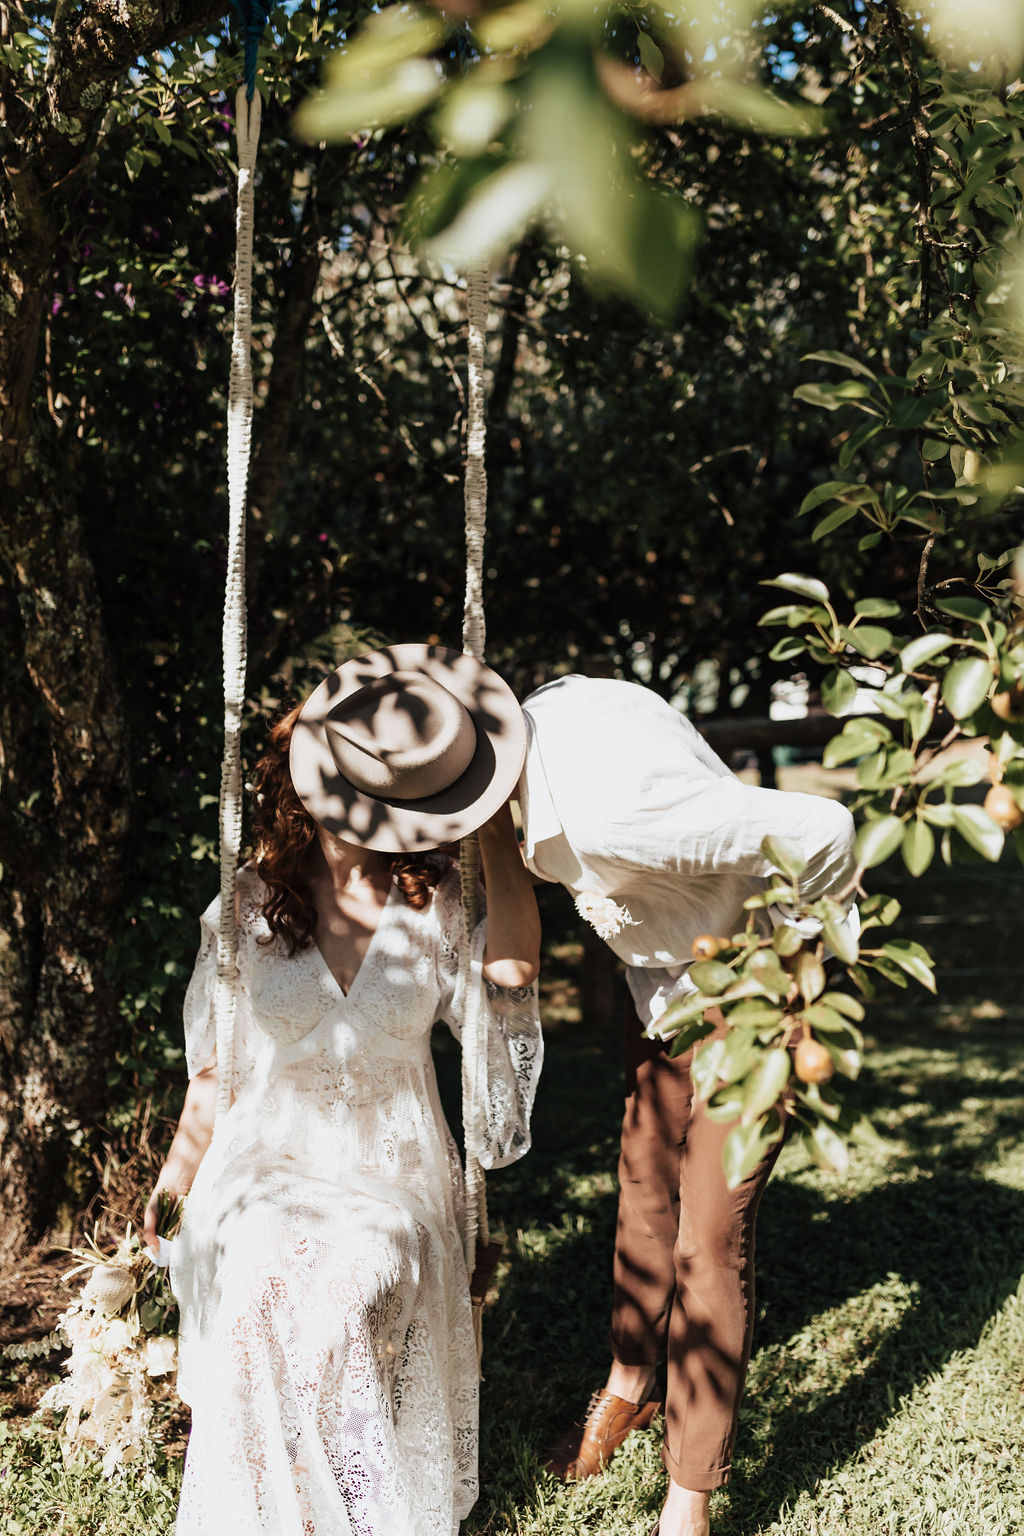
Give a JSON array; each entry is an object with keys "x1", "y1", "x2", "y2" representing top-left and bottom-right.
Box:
[{"x1": 289, "y1": 644, "x2": 526, "y2": 853}]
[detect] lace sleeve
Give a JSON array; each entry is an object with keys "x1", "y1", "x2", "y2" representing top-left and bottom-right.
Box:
[
  {"x1": 434, "y1": 865, "x2": 544, "y2": 1171},
  {"x1": 181, "y1": 873, "x2": 263, "y2": 1098}
]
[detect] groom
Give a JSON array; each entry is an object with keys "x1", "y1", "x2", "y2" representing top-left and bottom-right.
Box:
[{"x1": 515, "y1": 673, "x2": 856, "y2": 1536}]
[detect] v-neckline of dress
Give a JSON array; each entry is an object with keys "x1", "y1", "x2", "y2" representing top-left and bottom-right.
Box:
[{"x1": 312, "y1": 878, "x2": 396, "y2": 1003}]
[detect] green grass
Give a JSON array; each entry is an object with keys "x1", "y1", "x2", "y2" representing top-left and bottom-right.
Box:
[{"x1": 3, "y1": 946, "x2": 1023, "y2": 1535}]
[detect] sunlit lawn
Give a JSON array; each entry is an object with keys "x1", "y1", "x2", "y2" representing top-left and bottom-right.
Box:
[{"x1": 2, "y1": 866, "x2": 1023, "y2": 1536}]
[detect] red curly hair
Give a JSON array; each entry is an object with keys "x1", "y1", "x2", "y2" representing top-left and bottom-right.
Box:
[{"x1": 249, "y1": 704, "x2": 447, "y2": 954}]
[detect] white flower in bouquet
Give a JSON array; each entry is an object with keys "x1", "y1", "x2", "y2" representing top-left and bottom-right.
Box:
[
  {"x1": 574, "y1": 891, "x2": 638, "y2": 941},
  {"x1": 144, "y1": 1333, "x2": 177, "y2": 1378}
]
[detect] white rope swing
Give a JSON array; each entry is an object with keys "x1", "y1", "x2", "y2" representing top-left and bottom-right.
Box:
[
  {"x1": 458, "y1": 263, "x2": 491, "y2": 1287},
  {"x1": 211, "y1": 86, "x2": 496, "y2": 1352},
  {"x1": 213, "y1": 86, "x2": 261, "y2": 1124}
]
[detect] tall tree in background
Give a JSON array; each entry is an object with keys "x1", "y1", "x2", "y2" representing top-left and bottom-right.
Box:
[{"x1": 0, "y1": 1, "x2": 223, "y2": 1254}]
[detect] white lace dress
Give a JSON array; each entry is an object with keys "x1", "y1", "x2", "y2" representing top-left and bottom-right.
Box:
[{"x1": 169, "y1": 864, "x2": 542, "y2": 1536}]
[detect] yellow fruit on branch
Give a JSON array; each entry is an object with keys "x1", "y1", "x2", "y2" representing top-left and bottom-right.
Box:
[
  {"x1": 793, "y1": 1036, "x2": 835, "y2": 1085},
  {"x1": 983, "y1": 783, "x2": 1024, "y2": 831},
  {"x1": 691, "y1": 933, "x2": 723, "y2": 960}
]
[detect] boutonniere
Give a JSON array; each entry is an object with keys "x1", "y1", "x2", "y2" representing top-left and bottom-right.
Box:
[{"x1": 574, "y1": 891, "x2": 639, "y2": 941}]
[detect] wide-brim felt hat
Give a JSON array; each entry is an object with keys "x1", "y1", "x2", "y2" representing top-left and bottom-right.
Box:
[{"x1": 289, "y1": 643, "x2": 527, "y2": 853}]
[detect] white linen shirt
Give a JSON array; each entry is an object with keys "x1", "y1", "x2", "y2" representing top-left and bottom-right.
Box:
[{"x1": 517, "y1": 675, "x2": 858, "y2": 1028}]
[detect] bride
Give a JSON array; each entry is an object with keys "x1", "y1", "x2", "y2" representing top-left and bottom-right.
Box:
[{"x1": 144, "y1": 645, "x2": 542, "y2": 1536}]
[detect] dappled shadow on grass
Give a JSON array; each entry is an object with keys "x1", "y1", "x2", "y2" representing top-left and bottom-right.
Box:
[
  {"x1": 719, "y1": 1169, "x2": 1024, "y2": 1534},
  {"x1": 464, "y1": 1011, "x2": 1024, "y2": 1534}
]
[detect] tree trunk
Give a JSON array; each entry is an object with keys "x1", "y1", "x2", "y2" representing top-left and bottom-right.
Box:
[{"x1": 0, "y1": 0, "x2": 227, "y2": 1257}]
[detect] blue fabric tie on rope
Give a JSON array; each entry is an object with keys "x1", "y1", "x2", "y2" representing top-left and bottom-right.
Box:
[{"x1": 230, "y1": 0, "x2": 271, "y2": 100}]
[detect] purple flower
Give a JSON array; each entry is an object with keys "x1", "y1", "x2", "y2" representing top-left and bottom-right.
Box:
[{"x1": 51, "y1": 296, "x2": 63, "y2": 315}]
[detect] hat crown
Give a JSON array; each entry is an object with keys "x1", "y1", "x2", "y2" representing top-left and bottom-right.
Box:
[
  {"x1": 324, "y1": 672, "x2": 476, "y2": 801},
  {"x1": 289, "y1": 642, "x2": 527, "y2": 853}
]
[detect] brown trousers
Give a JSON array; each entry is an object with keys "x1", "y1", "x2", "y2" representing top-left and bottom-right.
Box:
[{"x1": 609, "y1": 1004, "x2": 785, "y2": 1492}]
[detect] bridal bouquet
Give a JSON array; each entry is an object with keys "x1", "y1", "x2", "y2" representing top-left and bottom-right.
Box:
[{"x1": 38, "y1": 1197, "x2": 182, "y2": 1477}]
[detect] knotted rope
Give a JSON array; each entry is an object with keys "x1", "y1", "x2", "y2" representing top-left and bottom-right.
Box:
[
  {"x1": 230, "y1": 0, "x2": 271, "y2": 101},
  {"x1": 459, "y1": 264, "x2": 491, "y2": 1281},
  {"x1": 213, "y1": 86, "x2": 261, "y2": 1121}
]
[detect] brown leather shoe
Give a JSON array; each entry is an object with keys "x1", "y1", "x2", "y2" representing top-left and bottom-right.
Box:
[{"x1": 546, "y1": 1388, "x2": 661, "y2": 1480}]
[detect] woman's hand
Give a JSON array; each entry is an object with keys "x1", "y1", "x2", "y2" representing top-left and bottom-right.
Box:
[
  {"x1": 143, "y1": 1174, "x2": 189, "y2": 1255},
  {"x1": 476, "y1": 801, "x2": 541, "y2": 988},
  {"x1": 142, "y1": 1061, "x2": 219, "y2": 1252}
]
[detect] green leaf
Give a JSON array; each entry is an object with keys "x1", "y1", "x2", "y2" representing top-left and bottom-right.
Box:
[
  {"x1": 742, "y1": 1049, "x2": 791, "y2": 1123},
  {"x1": 904, "y1": 690, "x2": 935, "y2": 742},
  {"x1": 901, "y1": 817, "x2": 935, "y2": 877},
  {"x1": 845, "y1": 624, "x2": 893, "y2": 660},
  {"x1": 823, "y1": 721, "x2": 892, "y2": 768},
  {"x1": 636, "y1": 30, "x2": 664, "y2": 78},
  {"x1": 839, "y1": 419, "x2": 884, "y2": 467},
  {"x1": 698, "y1": 78, "x2": 821, "y2": 136},
  {"x1": 822, "y1": 668, "x2": 857, "y2": 715},
  {"x1": 854, "y1": 598, "x2": 902, "y2": 619},
  {"x1": 870, "y1": 690, "x2": 913, "y2": 721},
  {"x1": 795, "y1": 381, "x2": 875, "y2": 411},
  {"x1": 772, "y1": 923, "x2": 804, "y2": 957},
  {"x1": 691, "y1": 1036, "x2": 727, "y2": 1100},
  {"x1": 769, "y1": 635, "x2": 807, "y2": 662},
  {"x1": 307, "y1": 56, "x2": 443, "y2": 135},
  {"x1": 688, "y1": 959, "x2": 736, "y2": 995},
  {"x1": 812, "y1": 503, "x2": 860, "y2": 541},
  {"x1": 819, "y1": 1029, "x2": 863, "y2": 1079},
  {"x1": 759, "y1": 604, "x2": 818, "y2": 627},
  {"x1": 652, "y1": 999, "x2": 709, "y2": 1046},
  {"x1": 847, "y1": 1114, "x2": 888, "y2": 1152},
  {"x1": 859, "y1": 892, "x2": 901, "y2": 929},
  {"x1": 942, "y1": 656, "x2": 993, "y2": 719},
  {"x1": 434, "y1": 80, "x2": 512, "y2": 156},
  {"x1": 951, "y1": 804, "x2": 1004, "y2": 862},
  {"x1": 747, "y1": 948, "x2": 793, "y2": 997},
  {"x1": 933, "y1": 756, "x2": 985, "y2": 788},
  {"x1": 705, "y1": 1082, "x2": 747, "y2": 1122},
  {"x1": 667, "y1": 1019, "x2": 716, "y2": 1058},
  {"x1": 921, "y1": 800, "x2": 956, "y2": 827},
  {"x1": 808, "y1": 1118, "x2": 850, "y2": 1173},
  {"x1": 820, "y1": 898, "x2": 859, "y2": 964},
  {"x1": 421, "y1": 160, "x2": 551, "y2": 269},
  {"x1": 762, "y1": 573, "x2": 830, "y2": 604},
  {"x1": 880, "y1": 939, "x2": 936, "y2": 992},
  {"x1": 935, "y1": 595, "x2": 992, "y2": 623},
  {"x1": 801, "y1": 350, "x2": 878, "y2": 381},
  {"x1": 856, "y1": 816, "x2": 906, "y2": 868},
  {"x1": 794, "y1": 949, "x2": 827, "y2": 1005},
  {"x1": 761, "y1": 834, "x2": 807, "y2": 880},
  {"x1": 799, "y1": 479, "x2": 862, "y2": 516},
  {"x1": 869, "y1": 955, "x2": 909, "y2": 988},
  {"x1": 722, "y1": 1114, "x2": 782, "y2": 1189},
  {"x1": 818, "y1": 990, "x2": 866, "y2": 1022},
  {"x1": 725, "y1": 999, "x2": 785, "y2": 1030}
]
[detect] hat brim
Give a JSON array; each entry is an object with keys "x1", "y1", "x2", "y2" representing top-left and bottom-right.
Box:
[{"x1": 289, "y1": 644, "x2": 527, "y2": 853}]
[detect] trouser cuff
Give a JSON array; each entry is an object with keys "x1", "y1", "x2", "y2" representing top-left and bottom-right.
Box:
[{"x1": 661, "y1": 1438, "x2": 731, "y2": 1492}]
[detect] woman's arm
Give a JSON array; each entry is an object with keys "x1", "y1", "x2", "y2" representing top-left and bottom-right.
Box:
[
  {"x1": 476, "y1": 801, "x2": 542, "y2": 988},
  {"x1": 142, "y1": 1059, "x2": 218, "y2": 1252}
]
